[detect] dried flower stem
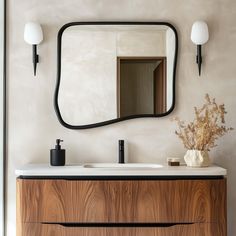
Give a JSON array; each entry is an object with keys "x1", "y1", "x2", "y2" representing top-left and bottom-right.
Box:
[{"x1": 173, "y1": 94, "x2": 233, "y2": 151}]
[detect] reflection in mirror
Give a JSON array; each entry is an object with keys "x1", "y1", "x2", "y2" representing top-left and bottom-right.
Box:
[
  {"x1": 118, "y1": 58, "x2": 167, "y2": 117},
  {"x1": 55, "y1": 23, "x2": 178, "y2": 129}
]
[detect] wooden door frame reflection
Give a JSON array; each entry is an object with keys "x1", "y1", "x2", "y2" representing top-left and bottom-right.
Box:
[{"x1": 117, "y1": 57, "x2": 167, "y2": 118}]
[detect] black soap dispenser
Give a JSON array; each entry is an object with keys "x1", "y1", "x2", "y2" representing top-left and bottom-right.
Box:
[{"x1": 50, "y1": 139, "x2": 65, "y2": 166}]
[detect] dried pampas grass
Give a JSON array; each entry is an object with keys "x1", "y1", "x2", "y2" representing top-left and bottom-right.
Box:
[{"x1": 173, "y1": 94, "x2": 233, "y2": 151}]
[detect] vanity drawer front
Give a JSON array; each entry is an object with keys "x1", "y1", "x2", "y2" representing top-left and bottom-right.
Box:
[
  {"x1": 20, "y1": 223, "x2": 226, "y2": 236},
  {"x1": 17, "y1": 179, "x2": 226, "y2": 223}
]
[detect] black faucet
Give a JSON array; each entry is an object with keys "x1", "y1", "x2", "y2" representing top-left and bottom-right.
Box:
[{"x1": 118, "y1": 140, "x2": 125, "y2": 164}]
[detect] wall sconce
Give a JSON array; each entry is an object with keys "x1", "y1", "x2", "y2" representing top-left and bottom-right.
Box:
[
  {"x1": 191, "y1": 21, "x2": 209, "y2": 76},
  {"x1": 24, "y1": 22, "x2": 43, "y2": 76}
]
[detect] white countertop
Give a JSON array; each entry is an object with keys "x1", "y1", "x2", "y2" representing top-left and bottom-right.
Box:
[{"x1": 15, "y1": 163, "x2": 227, "y2": 176}]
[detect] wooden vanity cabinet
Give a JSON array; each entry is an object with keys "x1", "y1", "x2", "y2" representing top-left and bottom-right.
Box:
[{"x1": 16, "y1": 178, "x2": 226, "y2": 236}]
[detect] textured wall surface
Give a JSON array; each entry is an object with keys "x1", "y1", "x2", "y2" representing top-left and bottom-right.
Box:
[{"x1": 7, "y1": 0, "x2": 236, "y2": 235}]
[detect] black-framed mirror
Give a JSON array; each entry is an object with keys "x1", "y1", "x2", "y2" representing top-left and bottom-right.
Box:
[{"x1": 54, "y1": 22, "x2": 178, "y2": 129}]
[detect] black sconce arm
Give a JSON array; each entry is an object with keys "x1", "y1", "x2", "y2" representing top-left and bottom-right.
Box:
[
  {"x1": 196, "y1": 45, "x2": 202, "y2": 76},
  {"x1": 32, "y1": 44, "x2": 39, "y2": 76}
]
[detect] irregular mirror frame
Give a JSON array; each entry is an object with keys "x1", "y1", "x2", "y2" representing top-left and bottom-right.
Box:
[{"x1": 54, "y1": 22, "x2": 178, "y2": 129}]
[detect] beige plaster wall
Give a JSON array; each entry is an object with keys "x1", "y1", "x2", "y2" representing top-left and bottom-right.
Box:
[{"x1": 7, "y1": 0, "x2": 236, "y2": 235}]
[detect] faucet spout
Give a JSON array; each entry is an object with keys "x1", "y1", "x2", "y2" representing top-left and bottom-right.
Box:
[{"x1": 118, "y1": 140, "x2": 125, "y2": 164}]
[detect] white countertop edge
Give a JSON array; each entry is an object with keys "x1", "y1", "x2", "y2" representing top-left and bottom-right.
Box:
[{"x1": 15, "y1": 164, "x2": 227, "y2": 176}]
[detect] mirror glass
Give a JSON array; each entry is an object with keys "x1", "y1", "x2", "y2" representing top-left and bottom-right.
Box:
[{"x1": 56, "y1": 23, "x2": 177, "y2": 128}]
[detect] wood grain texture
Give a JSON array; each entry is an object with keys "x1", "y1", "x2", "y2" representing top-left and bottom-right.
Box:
[
  {"x1": 17, "y1": 179, "x2": 226, "y2": 225},
  {"x1": 21, "y1": 222, "x2": 225, "y2": 236},
  {"x1": 16, "y1": 179, "x2": 23, "y2": 236}
]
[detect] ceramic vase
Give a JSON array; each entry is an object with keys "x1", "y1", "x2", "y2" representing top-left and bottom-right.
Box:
[{"x1": 184, "y1": 149, "x2": 211, "y2": 167}]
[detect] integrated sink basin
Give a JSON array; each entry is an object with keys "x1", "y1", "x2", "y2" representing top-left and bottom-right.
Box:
[{"x1": 83, "y1": 163, "x2": 163, "y2": 169}]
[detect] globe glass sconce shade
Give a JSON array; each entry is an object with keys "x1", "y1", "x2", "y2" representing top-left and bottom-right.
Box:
[
  {"x1": 24, "y1": 22, "x2": 43, "y2": 76},
  {"x1": 24, "y1": 22, "x2": 43, "y2": 45},
  {"x1": 191, "y1": 21, "x2": 209, "y2": 45},
  {"x1": 190, "y1": 21, "x2": 209, "y2": 76}
]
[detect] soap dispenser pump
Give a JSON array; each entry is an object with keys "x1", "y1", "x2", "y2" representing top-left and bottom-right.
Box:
[{"x1": 50, "y1": 139, "x2": 65, "y2": 166}]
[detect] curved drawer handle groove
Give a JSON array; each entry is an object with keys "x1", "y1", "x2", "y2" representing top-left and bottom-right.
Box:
[{"x1": 42, "y1": 222, "x2": 194, "y2": 228}]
